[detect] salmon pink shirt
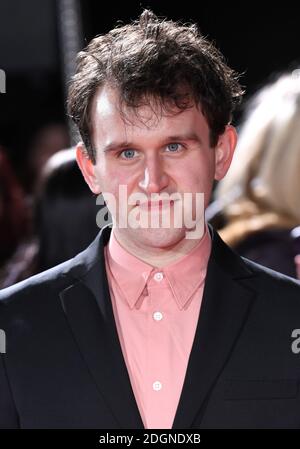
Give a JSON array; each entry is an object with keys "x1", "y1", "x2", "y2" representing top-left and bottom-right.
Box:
[{"x1": 104, "y1": 226, "x2": 211, "y2": 429}]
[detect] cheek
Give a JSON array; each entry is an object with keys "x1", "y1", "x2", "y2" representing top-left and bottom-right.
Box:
[
  {"x1": 95, "y1": 164, "x2": 137, "y2": 198},
  {"x1": 176, "y1": 163, "x2": 214, "y2": 194},
  {"x1": 175, "y1": 150, "x2": 215, "y2": 188}
]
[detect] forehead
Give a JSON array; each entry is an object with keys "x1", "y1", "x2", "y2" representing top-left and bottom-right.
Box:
[{"x1": 90, "y1": 85, "x2": 210, "y2": 145}]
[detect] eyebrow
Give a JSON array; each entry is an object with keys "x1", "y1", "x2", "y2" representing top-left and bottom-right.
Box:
[
  {"x1": 101, "y1": 132, "x2": 203, "y2": 154},
  {"x1": 102, "y1": 141, "x2": 133, "y2": 153},
  {"x1": 166, "y1": 133, "x2": 203, "y2": 145}
]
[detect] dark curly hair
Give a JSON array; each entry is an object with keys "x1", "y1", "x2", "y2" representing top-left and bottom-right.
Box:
[{"x1": 68, "y1": 9, "x2": 244, "y2": 163}]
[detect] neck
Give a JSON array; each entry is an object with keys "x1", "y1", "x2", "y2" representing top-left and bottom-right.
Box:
[{"x1": 112, "y1": 227, "x2": 207, "y2": 268}]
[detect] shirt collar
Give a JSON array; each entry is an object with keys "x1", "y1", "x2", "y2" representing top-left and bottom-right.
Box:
[{"x1": 105, "y1": 224, "x2": 211, "y2": 310}]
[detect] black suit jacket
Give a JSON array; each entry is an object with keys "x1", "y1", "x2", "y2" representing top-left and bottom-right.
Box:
[{"x1": 1, "y1": 225, "x2": 300, "y2": 429}]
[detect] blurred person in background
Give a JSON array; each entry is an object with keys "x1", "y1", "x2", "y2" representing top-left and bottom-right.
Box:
[
  {"x1": 0, "y1": 147, "x2": 29, "y2": 268},
  {"x1": 0, "y1": 148, "x2": 101, "y2": 288},
  {"x1": 209, "y1": 70, "x2": 300, "y2": 278},
  {"x1": 25, "y1": 122, "x2": 70, "y2": 194},
  {"x1": 35, "y1": 148, "x2": 101, "y2": 272}
]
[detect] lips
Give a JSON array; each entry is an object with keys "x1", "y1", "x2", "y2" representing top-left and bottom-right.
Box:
[{"x1": 137, "y1": 199, "x2": 175, "y2": 210}]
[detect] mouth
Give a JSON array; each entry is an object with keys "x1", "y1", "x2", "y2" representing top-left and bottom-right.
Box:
[{"x1": 137, "y1": 199, "x2": 175, "y2": 211}]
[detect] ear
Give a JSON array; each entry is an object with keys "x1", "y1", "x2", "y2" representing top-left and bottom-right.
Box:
[
  {"x1": 214, "y1": 125, "x2": 237, "y2": 181},
  {"x1": 75, "y1": 142, "x2": 102, "y2": 194}
]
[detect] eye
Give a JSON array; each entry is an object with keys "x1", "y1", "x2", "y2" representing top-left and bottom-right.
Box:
[
  {"x1": 119, "y1": 149, "x2": 137, "y2": 159},
  {"x1": 166, "y1": 143, "x2": 182, "y2": 152}
]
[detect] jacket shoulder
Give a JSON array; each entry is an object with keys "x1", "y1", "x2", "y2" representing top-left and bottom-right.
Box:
[
  {"x1": 0, "y1": 227, "x2": 106, "y2": 308},
  {"x1": 241, "y1": 256, "x2": 300, "y2": 304},
  {"x1": 0, "y1": 258, "x2": 74, "y2": 306}
]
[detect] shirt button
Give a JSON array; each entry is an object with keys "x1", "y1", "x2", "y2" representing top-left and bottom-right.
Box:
[
  {"x1": 154, "y1": 272, "x2": 164, "y2": 282},
  {"x1": 153, "y1": 311, "x2": 163, "y2": 321},
  {"x1": 153, "y1": 381, "x2": 162, "y2": 391}
]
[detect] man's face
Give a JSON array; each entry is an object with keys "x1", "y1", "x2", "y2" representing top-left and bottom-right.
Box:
[{"x1": 77, "y1": 85, "x2": 236, "y2": 251}]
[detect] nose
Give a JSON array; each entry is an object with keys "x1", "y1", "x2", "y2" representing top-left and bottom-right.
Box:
[{"x1": 138, "y1": 154, "x2": 169, "y2": 194}]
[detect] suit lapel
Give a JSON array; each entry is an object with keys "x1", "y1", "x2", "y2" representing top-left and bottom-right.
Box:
[
  {"x1": 172, "y1": 229, "x2": 257, "y2": 429},
  {"x1": 59, "y1": 226, "x2": 144, "y2": 429},
  {"x1": 59, "y1": 225, "x2": 257, "y2": 430}
]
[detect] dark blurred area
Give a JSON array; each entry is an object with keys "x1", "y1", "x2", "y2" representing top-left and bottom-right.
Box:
[
  {"x1": 1, "y1": 1, "x2": 300, "y2": 173},
  {"x1": 0, "y1": 0, "x2": 299, "y2": 286},
  {"x1": 0, "y1": 0, "x2": 65, "y2": 187},
  {"x1": 0, "y1": 148, "x2": 101, "y2": 288}
]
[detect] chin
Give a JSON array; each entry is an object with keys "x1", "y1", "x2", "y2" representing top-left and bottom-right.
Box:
[{"x1": 130, "y1": 227, "x2": 187, "y2": 249}]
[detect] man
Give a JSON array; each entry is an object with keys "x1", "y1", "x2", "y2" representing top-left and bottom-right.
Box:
[{"x1": 1, "y1": 10, "x2": 300, "y2": 429}]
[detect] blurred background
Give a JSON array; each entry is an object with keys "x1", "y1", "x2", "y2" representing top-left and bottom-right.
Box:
[
  {"x1": 1, "y1": 0, "x2": 300, "y2": 183},
  {"x1": 0, "y1": 0, "x2": 300, "y2": 285}
]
